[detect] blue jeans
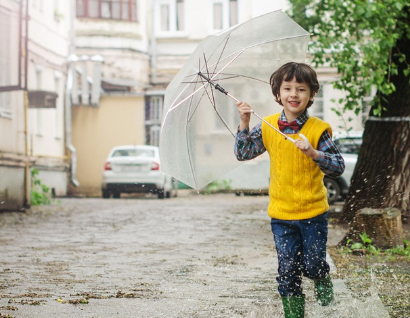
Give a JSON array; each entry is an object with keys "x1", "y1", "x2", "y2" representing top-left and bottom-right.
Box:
[{"x1": 271, "y1": 212, "x2": 330, "y2": 297}]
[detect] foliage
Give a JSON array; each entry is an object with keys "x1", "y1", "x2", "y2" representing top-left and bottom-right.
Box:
[
  {"x1": 287, "y1": 0, "x2": 410, "y2": 117},
  {"x1": 342, "y1": 233, "x2": 410, "y2": 259},
  {"x1": 345, "y1": 232, "x2": 381, "y2": 255},
  {"x1": 31, "y1": 168, "x2": 51, "y2": 206},
  {"x1": 204, "y1": 179, "x2": 232, "y2": 194},
  {"x1": 385, "y1": 239, "x2": 410, "y2": 258}
]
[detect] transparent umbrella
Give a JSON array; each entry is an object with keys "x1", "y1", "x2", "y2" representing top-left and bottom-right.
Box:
[{"x1": 160, "y1": 10, "x2": 310, "y2": 190}]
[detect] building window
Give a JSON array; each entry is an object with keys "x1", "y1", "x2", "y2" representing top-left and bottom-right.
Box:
[
  {"x1": 211, "y1": 0, "x2": 237, "y2": 31},
  {"x1": 176, "y1": 0, "x2": 184, "y2": 31},
  {"x1": 149, "y1": 96, "x2": 163, "y2": 122},
  {"x1": 157, "y1": 0, "x2": 185, "y2": 34},
  {"x1": 160, "y1": 4, "x2": 170, "y2": 31},
  {"x1": 312, "y1": 84, "x2": 324, "y2": 120},
  {"x1": 229, "y1": 0, "x2": 238, "y2": 27},
  {"x1": 150, "y1": 126, "x2": 161, "y2": 147},
  {"x1": 145, "y1": 95, "x2": 164, "y2": 146},
  {"x1": 213, "y1": 3, "x2": 223, "y2": 30},
  {"x1": 76, "y1": 0, "x2": 138, "y2": 21}
]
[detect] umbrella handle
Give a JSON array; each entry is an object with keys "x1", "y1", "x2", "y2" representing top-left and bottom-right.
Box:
[{"x1": 299, "y1": 133, "x2": 311, "y2": 149}]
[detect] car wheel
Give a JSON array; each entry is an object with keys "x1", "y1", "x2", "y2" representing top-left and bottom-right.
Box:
[
  {"x1": 102, "y1": 190, "x2": 110, "y2": 199},
  {"x1": 112, "y1": 191, "x2": 121, "y2": 199},
  {"x1": 324, "y1": 178, "x2": 340, "y2": 205},
  {"x1": 158, "y1": 189, "x2": 165, "y2": 199},
  {"x1": 166, "y1": 191, "x2": 171, "y2": 199}
]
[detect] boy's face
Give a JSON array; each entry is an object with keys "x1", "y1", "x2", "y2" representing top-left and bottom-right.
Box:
[{"x1": 279, "y1": 77, "x2": 313, "y2": 120}]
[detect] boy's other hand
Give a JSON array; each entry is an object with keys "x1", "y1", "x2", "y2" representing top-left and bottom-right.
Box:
[
  {"x1": 236, "y1": 101, "x2": 252, "y2": 131},
  {"x1": 295, "y1": 134, "x2": 320, "y2": 160}
]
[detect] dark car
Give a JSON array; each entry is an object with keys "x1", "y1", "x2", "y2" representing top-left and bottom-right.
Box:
[{"x1": 324, "y1": 131, "x2": 363, "y2": 204}]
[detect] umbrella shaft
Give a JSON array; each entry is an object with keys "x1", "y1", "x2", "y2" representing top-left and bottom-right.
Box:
[
  {"x1": 251, "y1": 111, "x2": 295, "y2": 143},
  {"x1": 223, "y1": 92, "x2": 294, "y2": 143}
]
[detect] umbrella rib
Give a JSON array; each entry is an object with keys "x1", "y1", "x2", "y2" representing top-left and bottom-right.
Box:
[
  {"x1": 186, "y1": 58, "x2": 217, "y2": 123},
  {"x1": 210, "y1": 33, "x2": 231, "y2": 82},
  {"x1": 203, "y1": 52, "x2": 235, "y2": 138},
  {"x1": 168, "y1": 49, "x2": 244, "y2": 112},
  {"x1": 187, "y1": 83, "x2": 211, "y2": 123},
  {"x1": 203, "y1": 87, "x2": 236, "y2": 138},
  {"x1": 184, "y1": 71, "x2": 202, "y2": 188},
  {"x1": 210, "y1": 49, "x2": 244, "y2": 82},
  {"x1": 181, "y1": 74, "x2": 269, "y2": 85},
  {"x1": 203, "y1": 52, "x2": 218, "y2": 109}
]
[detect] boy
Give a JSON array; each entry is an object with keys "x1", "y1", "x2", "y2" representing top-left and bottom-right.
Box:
[{"x1": 235, "y1": 62, "x2": 345, "y2": 318}]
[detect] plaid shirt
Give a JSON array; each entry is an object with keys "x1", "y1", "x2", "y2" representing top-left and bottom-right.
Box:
[{"x1": 234, "y1": 110, "x2": 345, "y2": 178}]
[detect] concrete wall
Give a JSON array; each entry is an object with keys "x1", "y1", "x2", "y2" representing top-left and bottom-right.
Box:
[
  {"x1": 0, "y1": 166, "x2": 25, "y2": 211},
  {"x1": 70, "y1": 95, "x2": 145, "y2": 196}
]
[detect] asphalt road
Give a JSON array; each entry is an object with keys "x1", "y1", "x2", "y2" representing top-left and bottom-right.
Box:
[{"x1": 0, "y1": 192, "x2": 389, "y2": 318}]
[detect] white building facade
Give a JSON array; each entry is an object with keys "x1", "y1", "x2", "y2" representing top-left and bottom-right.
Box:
[{"x1": 0, "y1": 0, "x2": 72, "y2": 210}]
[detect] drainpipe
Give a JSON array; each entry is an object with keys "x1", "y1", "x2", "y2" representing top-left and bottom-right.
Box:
[
  {"x1": 65, "y1": 0, "x2": 79, "y2": 187},
  {"x1": 23, "y1": 0, "x2": 30, "y2": 206},
  {"x1": 151, "y1": 0, "x2": 157, "y2": 84},
  {"x1": 24, "y1": 91, "x2": 30, "y2": 206}
]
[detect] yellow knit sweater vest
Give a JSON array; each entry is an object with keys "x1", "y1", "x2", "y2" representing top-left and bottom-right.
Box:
[{"x1": 262, "y1": 113, "x2": 332, "y2": 220}]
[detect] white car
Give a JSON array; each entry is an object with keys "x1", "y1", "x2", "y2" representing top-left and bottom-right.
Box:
[
  {"x1": 324, "y1": 131, "x2": 363, "y2": 204},
  {"x1": 101, "y1": 145, "x2": 172, "y2": 199}
]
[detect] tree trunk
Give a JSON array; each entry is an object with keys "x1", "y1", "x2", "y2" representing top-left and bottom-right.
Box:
[
  {"x1": 340, "y1": 20, "x2": 410, "y2": 243},
  {"x1": 354, "y1": 208, "x2": 403, "y2": 248}
]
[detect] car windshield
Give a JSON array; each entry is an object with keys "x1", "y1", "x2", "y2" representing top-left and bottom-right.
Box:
[
  {"x1": 334, "y1": 138, "x2": 362, "y2": 154},
  {"x1": 111, "y1": 149, "x2": 155, "y2": 158}
]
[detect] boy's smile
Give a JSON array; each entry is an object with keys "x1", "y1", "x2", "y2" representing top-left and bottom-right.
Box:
[{"x1": 279, "y1": 77, "x2": 313, "y2": 121}]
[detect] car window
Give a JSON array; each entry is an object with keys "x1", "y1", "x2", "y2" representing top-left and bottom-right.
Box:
[
  {"x1": 112, "y1": 149, "x2": 155, "y2": 157},
  {"x1": 334, "y1": 138, "x2": 362, "y2": 154}
]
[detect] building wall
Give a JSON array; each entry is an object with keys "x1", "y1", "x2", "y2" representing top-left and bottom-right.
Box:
[
  {"x1": 70, "y1": 95, "x2": 145, "y2": 196},
  {"x1": 0, "y1": 1, "x2": 26, "y2": 209},
  {"x1": 26, "y1": 0, "x2": 72, "y2": 197},
  {"x1": 0, "y1": 0, "x2": 72, "y2": 210}
]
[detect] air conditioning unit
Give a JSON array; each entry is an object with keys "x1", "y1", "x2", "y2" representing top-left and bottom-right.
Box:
[{"x1": 28, "y1": 90, "x2": 58, "y2": 108}]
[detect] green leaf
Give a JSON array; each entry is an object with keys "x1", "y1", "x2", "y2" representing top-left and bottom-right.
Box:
[
  {"x1": 351, "y1": 242, "x2": 364, "y2": 250},
  {"x1": 395, "y1": 2, "x2": 403, "y2": 11}
]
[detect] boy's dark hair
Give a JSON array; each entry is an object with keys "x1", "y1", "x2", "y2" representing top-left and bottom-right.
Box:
[{"x1": 269, "y1": 62, "x2": 320, "y2": 109}]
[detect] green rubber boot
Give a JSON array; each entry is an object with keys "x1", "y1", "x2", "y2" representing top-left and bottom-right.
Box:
[
  {"x1": 281, "y1": 295, "x2": 305, "y2": 318},
  {"x1": 314, "y1": 275, "x2": 334, "y2": 306}
]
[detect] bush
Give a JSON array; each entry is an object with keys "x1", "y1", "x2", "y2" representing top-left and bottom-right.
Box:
[{"x1": 31, "y1": 169, "x2": 51, "y2": 206}]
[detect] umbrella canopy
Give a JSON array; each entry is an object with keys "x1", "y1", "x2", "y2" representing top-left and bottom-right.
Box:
[{"x1": 160, "y1": 10, "x2": 310, "y2": 190}]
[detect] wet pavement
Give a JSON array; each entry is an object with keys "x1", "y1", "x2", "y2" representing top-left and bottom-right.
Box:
[{"x1": 0, "y1": 192, "x2": 389, "y2": 317}]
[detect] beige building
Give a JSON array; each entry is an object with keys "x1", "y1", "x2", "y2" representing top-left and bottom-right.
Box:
[{"x1": 69, "y1": 0, "x2": 150, "y2": 197}]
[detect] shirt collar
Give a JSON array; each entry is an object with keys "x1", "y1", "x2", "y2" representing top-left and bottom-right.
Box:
[{"x1": 279, "y1": 109, "x2": 309, "y2": 125}]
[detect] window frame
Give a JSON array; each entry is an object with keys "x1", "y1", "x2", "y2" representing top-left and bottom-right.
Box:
[
  {"x1": 76, "y1": 0, "x2": 138, "y2": 22},
  {"x1": 209, "y1": 0, "x2": 237, "y2": 33},
  {"x1": 311, "y1": 83, "x2": 324, "y2": 120},
  {"x1": 155, "y1": 0, "x2": 187, "y2": 37},
  {"x1": 210, "y1": 0, "x2": 229, "y2": 32}
]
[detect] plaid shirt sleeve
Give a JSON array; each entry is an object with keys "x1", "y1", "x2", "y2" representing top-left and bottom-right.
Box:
[
  {"x1": 234, "y1": 122, "x2": 266, "y2": 161},
  {"x1": 314, "y1": 130, "x2": 345, "y2": 177}
]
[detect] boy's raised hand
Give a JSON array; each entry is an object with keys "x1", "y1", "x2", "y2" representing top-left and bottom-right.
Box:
[{"x1": 236, "y1": 101, "x2": 252, "y2": 131}]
